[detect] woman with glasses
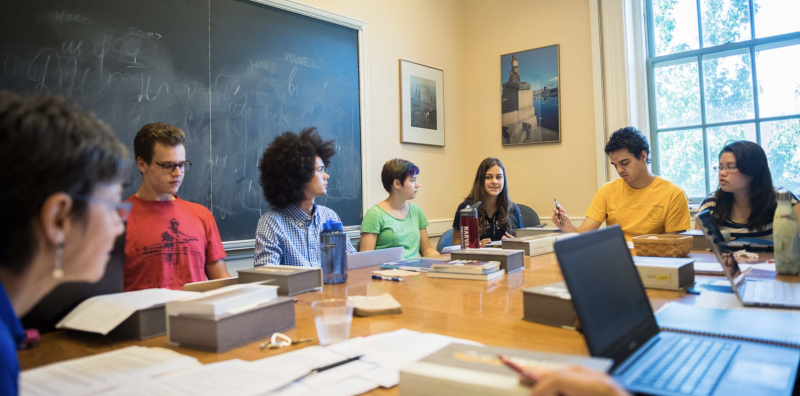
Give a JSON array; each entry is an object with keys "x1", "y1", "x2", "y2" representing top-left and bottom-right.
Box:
[
  {"x1": 124, "y1": 122, "x2": 230, "y2": 291},
  {"x1": 0, "y1": 92, "x2": 130, "y2": 396},
  {"x1": 696, "y1": 140, "x2": 800, "y2": 240}
]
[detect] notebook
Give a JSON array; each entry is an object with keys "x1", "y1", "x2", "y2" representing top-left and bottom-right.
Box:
[
  {"x1": 427, "y1": 269, "x2": 504, "y2": 281},
  {"x1": 380, "y1": 258, "x2": 448, "y2": 272},
  {"x1": 656, "y1": 303, "x2": 800, "y2": 349},
  {"x1": 429, "y1": 260, "x2": 500, "y2": 274},
  {"x1": 694, "y1": 262, "x2": 726, "y2": 275}
]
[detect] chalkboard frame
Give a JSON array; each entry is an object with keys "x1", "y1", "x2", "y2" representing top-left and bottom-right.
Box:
[{"x1": 221, "y1": 0, "x2": 371, "y2": 251}]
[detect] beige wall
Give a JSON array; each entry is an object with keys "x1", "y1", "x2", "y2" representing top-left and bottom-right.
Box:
[
  {"x1": 462, "y1": 0, "x2": 599, "y2": 221},
  {"x1": 292, "y1": 0, "x2": 600, "y2": 232}
]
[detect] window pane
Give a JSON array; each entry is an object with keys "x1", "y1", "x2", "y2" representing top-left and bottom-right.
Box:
[
  {"x1": 701, "y1": 0, "x2": 751, "y2": 47},
  {"x1": 655, "y1": 60, "x2": 702, "y2": 128},
  {"x1": 653, "y1": 0, "x2": 700, "y2": 55},
  {"x1": 756, "y1": 43, "x2": 800, "y2": 118},
  {"x1": 754, "y1": 0, "x2": 800, "y2": 39},
  {"x1": 762, "y1": 118, "x2": 800, "y2": 193},
  {"x1": 706, "y1": 123, "x2": 757, "y2": 188},
  {"x1": 703, "y1": 50, "x2": 754, "y2": 123},
  {"x1": 658, "y1": 129, "x2": 706, "y2": 197}
]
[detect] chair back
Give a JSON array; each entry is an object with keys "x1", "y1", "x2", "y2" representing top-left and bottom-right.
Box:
[
  {"x1": 517, "y1": 204, "x2": 541, "y2": 228},
  {"x1": 437, "y1": 228, "x2": 455, "y2": 253}
]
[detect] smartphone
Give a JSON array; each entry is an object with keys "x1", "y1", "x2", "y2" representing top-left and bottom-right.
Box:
[
  {"x1": 554, "y1": 198, "x2": 563, "y2": 226},
  {"x1": 498, "y1": 355, "x2": 538, "y2": 386}
]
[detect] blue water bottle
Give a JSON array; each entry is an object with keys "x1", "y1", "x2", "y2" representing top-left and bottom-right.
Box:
[{"x1": 320, "y1": 219, "x2": 348, "y2": 284}]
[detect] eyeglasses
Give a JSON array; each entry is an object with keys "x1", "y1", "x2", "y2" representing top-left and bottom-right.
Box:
[
  {"x1": 712, "y1": 165, "x2": 738, "y2": 173},
  {"x1": 73, "y1": 196, "x2": 132, "y2": 221},
  {"x1": 153, "y1": 161, "x2": 192, "y2": 174}
]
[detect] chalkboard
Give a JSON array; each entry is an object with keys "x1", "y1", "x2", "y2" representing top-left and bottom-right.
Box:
[{"x1": 0, "y1": 0, "x2": 363, "y2": 242}]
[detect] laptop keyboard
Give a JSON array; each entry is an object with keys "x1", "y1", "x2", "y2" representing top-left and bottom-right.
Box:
[
  {"x1": 632, "y1": 336, "x2": 738, "y2": 395},
  {"x1": 745, "y1": 281, "x2": 800, "y2": 304}
]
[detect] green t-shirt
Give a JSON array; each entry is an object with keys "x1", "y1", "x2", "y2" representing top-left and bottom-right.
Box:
[{"x1": 361, "y1": 203, "x2": 430, "y2": 259}]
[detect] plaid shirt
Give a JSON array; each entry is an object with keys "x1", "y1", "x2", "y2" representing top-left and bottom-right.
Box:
[{"x1": 254, "y1": 203, "x2": 356, "y2": 267}]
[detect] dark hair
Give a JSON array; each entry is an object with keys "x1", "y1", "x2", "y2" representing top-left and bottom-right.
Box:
[
  {"x1": 464, "y1": 158, "x2": 517, "y2": 235},
  {"x1": 133, "y1": 122, "x2": 186, "y2": 163},
  {"x1": 605, "y1": 126, "x2": 651, "y2": 164},
  {"x1": 381, "y1": 158, "x2": 419, "y2": 193},
  {"x1": 712, "y1": 140, "x2": 777, "y2": 231},
  {"x1": 259, "y1": 127, "x2": 336, "y2": 208},
  {"x1": 0, "y1": 92, "x2": 130, "y2": 274}
]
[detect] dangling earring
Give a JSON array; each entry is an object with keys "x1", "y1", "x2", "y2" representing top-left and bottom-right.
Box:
[{"x1": 53, "y1": 242, "x2": 65, "y2": 279}]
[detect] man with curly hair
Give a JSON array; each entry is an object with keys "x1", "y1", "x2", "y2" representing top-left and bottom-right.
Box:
[
  {"x1": 552, "y1": 126, "x2": 690, "y2": 240},
  {"x1": 254, "y1": 128, "x2": 356, "y2": 267},
  {"x1": 124, "y1": 123, "x2": 230, "y2": 291}
]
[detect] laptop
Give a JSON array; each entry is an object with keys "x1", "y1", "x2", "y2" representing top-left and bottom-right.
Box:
[
  {"x1": 726, "y1": 238, "x2": 773, "y2": 252},
  {"x1": 696, "y1": 209, "x2": 800, "y2": 309},
  {"x1": 21, "y1": 233, "x2": 126, "y2": 333},
  {"x1": 346, "y1": 247, "x2": 404, "y2": 270},
  {"x1": 554, "y1": 226, "x2": 799, "y2": 396}
]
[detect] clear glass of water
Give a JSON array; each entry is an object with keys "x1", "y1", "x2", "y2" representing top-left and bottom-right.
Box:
[{"x1": 311, "y1": 298, "x2": 353, "y2": 345}]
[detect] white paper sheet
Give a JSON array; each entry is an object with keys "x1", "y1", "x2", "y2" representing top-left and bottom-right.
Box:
[
  {"x1": 249, "y1": 346, "x2": 350, "y2": 379},
  {"x1": 98, "y1": 359, "x2": 292, "y2": 396},
  {"x1": 56, "y1": 289, "x2": 197, "y2": 335},
  {"x1": 251, "y1": 346, "x2": 378, "y2": 392},
  {"x1": 21, "y1": 346, "x2": 200, "y2": 396},
  {"x1": 327, "y1": 329, "x2": 482, "y2": 387}
]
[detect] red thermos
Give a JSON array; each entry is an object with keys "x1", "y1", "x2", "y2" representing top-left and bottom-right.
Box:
[{"x1": 459, "y1": 201, "x2": 481, "y2": 249}]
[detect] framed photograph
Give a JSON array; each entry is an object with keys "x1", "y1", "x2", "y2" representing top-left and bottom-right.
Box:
[
  {"x1": 400, "y1": 60, "x2": 445, "y2": 146},
  {"x1": 501, "y1": 44, "x2": 561, "y2": 145}
]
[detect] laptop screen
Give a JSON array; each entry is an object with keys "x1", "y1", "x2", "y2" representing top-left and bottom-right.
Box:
[
  {"x1": 695, "y1": 210, "x2": 745, "y2": 286},
  {"x1": 554, "y1": 226, "x2": 659, "y2": 365}
]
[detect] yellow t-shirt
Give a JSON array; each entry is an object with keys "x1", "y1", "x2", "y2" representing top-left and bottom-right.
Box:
[{"x1": 585, "y1": 177, "x2": 691, "y2": 240}]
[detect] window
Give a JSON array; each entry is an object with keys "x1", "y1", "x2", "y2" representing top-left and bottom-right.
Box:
[{"x1": 646, "y1": 0, "x2": 800, "y2": 201}]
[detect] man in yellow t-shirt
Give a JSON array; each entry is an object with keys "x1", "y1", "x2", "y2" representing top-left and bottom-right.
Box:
[{"x1": 552, "y1": 127, "x2": 690, "y2": 240}]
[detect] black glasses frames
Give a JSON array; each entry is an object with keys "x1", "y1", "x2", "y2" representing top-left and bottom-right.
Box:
[{"x1": 153, "y1": 161, "x2": 192, "y2": 174}]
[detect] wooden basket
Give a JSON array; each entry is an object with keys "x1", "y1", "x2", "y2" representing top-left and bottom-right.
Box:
[{"x1": 632, "y1": 234, "x2": 692, "y2": 257}]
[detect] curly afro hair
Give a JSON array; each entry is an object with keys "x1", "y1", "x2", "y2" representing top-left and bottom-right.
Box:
[
  {"x1": 604, "y1": 126, "x2": 651, "y2": 164},
  {"x1": 259, "y1": 127, "x2": 336, "y2": 208}
]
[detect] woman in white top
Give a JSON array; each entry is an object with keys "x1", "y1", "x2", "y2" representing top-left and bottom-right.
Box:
[{"x1": 696, "y1": 140, "x2": 800, "y2": 240}]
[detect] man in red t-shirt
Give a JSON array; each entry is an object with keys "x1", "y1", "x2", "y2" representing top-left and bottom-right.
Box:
[{"x1": 124, "y1": 123, "x2": 230, "y2": 291}]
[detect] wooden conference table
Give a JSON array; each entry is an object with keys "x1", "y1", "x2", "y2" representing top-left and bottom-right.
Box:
[{"x1": 18, "y1": 250, "x2": 794, "y2": 395}]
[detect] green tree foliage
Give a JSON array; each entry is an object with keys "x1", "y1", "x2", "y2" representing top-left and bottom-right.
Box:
[
  {"x1": 765, "y1": 118, "x2": 800, "y2": 193},
  {"x1": 653, "y1": 0, "x2": 800, "y2": 197}
]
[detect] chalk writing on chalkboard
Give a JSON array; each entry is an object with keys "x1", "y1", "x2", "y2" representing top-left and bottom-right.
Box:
[{"x1": 0, "y1": 0, "x2": 363, "y2": 242}]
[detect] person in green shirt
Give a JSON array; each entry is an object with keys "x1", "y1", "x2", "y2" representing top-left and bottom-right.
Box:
[{"x1": 359, "y1": 158, "x2": 440, "y2": 259}]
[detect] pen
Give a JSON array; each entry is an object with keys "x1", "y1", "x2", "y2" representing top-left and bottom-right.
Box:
[
  {"x1": 274, "y1": 355, "x2": 365, "y2": 391},
  {"x1": 372, "y1": 275, "x2": 404, "y2": 282},
  {"x1": 554, "y1": 198, "x2": 563, "y2": 226},
  {"x1": 310, "y1": 354, "x2": 364, "y2": 374},
  {"x1": 498, "y1": 354, "x2": 539, "y2": 385}
]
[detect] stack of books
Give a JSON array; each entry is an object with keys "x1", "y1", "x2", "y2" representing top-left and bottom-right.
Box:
[{"x1": 427, "y1": 260, "x2": 504, "y2": 281}]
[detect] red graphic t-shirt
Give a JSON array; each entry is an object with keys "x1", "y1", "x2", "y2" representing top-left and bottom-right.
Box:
[{"x1": 124, "y1": 196, "x2": 226, "y2": 291}]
